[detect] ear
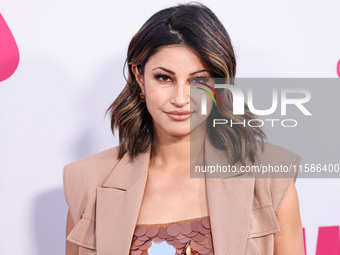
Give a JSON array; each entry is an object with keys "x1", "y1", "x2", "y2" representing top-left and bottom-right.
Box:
[{"x1": 131, "y1": 65, "x2": 144, "y2": 92}]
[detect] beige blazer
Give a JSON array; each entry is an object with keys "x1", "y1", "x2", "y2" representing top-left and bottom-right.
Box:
[{"x1": 63, "y1": 135, "x2": 301, "y2": 255}]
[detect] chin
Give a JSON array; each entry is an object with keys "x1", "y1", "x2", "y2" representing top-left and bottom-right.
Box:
[{"x1": 167, "y1": 129, "x2": 191, "y2": 137}]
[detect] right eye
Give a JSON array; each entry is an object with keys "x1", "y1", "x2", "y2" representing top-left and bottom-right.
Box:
[{"x1": 154, "y1": 74, "x2": 172, "y2": 83}]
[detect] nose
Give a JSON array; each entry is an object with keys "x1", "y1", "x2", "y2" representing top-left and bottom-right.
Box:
[{"x1": 170, "y1": 80, "x2": 190, "y2": 106}]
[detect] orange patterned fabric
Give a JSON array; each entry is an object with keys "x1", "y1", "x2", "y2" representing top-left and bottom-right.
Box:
[{"x1": 129, "y1": 216, "x2": 214, "y2": 255}]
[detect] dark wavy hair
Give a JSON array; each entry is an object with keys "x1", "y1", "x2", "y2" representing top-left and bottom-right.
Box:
[{"x1": 105, "y1": 2, "x2": 265, "y2": 165}]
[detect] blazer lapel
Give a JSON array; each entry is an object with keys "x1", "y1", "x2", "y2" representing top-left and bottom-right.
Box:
[
  {"x1": 96, "y1": 144, "x2": 152, "y2": 255},
  {"x1": 95, "y1": 135, "x2": 254, "y2": 255}
]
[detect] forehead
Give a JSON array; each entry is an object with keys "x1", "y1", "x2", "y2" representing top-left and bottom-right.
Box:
[{"x1": 145, "y1": 45, "x2": 207, "y2": 72}]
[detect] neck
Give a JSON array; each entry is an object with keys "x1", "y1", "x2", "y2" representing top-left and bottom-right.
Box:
[{"x1": 150, "y1": 124, "x2": 207, "y2": 173}]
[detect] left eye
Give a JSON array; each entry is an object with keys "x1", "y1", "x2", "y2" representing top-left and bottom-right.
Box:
[{"x1": 191, "y1": 77, "x2": 210, "y2": 84}]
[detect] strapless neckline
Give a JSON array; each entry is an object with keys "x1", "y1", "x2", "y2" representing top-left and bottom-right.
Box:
[{"x1": 135, "y1": 215, "x2": 210, "y2": 227}]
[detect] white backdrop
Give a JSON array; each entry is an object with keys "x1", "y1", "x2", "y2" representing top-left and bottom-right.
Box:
[{"x1": 0, "y1": 0, "x2": 339, "y2": 254}]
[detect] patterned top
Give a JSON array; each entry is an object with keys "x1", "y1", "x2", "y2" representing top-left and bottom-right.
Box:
[{"x1": 129, "y1": 215, "x2": 214, "y2": 255}]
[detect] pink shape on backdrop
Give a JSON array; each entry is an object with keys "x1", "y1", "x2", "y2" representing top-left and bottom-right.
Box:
[
  {"x1": 316, "y1": 226, "x2": 340, "y2": 255},
  {"x1": 337, "y1": 59, "x2": 340, "y2": 78},
  {"x1": 303, "y1": 227, "x2": 307, "y2": 255},
  {"x1": 0, "y1": 12, "x2": 20, "y2": 82}
]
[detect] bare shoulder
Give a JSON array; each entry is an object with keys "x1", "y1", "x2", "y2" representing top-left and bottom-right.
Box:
[{"x1": 274, "y1": 181, "x2": 305, "y2": 254}]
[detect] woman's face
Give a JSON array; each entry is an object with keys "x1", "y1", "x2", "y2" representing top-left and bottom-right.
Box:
[{"x1": 132, "y1": 45, "x2": 214, "y2": 138}]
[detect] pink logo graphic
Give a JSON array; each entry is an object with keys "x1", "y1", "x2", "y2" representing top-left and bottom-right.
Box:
[
  {"x1": 0, "y1": 12, "x2": 20, "y2": 82},
  {"x1": 337, "y1": 59, "x2": 340, "y2": 78}
]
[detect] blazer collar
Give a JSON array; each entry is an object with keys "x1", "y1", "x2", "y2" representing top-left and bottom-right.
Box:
[{"x1": 96, "y1": 135, "x2": 255, "y2": 255}]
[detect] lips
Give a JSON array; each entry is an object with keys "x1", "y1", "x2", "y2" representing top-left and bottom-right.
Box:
[
  {"x1": 165, "y1": 110, "x2": 194, "y2": 121},
  {"x1": 166, "y1": 110, "x2": 192, "y2": 115}
]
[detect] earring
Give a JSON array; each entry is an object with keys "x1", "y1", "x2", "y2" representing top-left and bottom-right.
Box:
[{"x1": 139, "y1": 92, "x2": 145, "y2": 102}]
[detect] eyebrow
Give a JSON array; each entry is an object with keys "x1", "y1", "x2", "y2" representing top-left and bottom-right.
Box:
[{"x1": 152, "y1": 67, "x2": 208, "y2": 75}]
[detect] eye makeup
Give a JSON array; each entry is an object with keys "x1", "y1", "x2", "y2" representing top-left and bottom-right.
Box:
[
  {"x1": 190, "y1": 76, "x2": 211, "y2": 83},
  {"x1": 153, "y1": 72, "x2": 172, "y2": 83}
]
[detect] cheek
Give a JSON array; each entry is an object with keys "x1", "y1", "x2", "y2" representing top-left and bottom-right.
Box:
[
  {"x1": 191, "y1": 89, "x2": 214, "y2": 115},
  {"x1": 146, "y1": 89, "x2": 166, "y2": 106},
  {"x1": 145, "y1": 86, "x2": 169, "y2": 117},
  {"x1": 206, "y1": 97, "x2": 214, "y2": 113}
]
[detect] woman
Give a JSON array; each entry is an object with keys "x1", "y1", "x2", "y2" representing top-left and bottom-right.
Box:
[{"x1": 63, "y1": 2, "x2": 305, "y2": 255}]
